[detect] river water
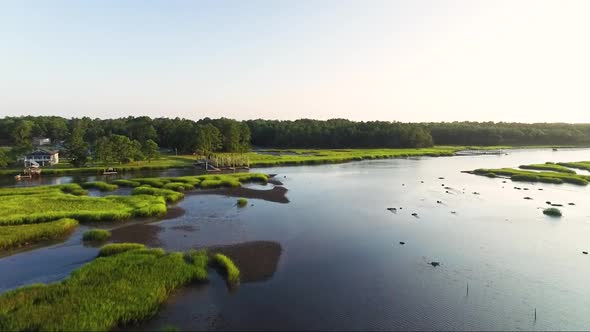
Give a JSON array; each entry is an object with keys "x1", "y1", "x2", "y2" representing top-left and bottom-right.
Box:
[{"x1": 1, "y1": 148, "x2": 590, "y2": 330}]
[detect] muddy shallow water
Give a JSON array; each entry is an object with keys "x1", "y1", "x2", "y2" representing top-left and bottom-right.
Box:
[{"x1": 2, "y1": 148, "x2": 590, "y2": 330}]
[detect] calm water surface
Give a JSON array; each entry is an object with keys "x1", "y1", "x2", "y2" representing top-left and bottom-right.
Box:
[{"x1": 2, "y1": 148, "x2": 590, "y2": 330}]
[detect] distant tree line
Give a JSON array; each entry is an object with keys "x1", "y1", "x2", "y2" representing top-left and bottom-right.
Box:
[
  {"x1": 1, "y1": 116, "x2": 590, "y2": 167},
  {"x1": 246, "y1": 119, "x2": 433, "y2": 148},
  {"x1": 427, "y1": 122, "x2": 590, "y2": 146}
]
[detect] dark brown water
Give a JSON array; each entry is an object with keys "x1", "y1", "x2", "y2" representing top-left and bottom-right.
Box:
[{"x1": 2, "y1": 148, "x2": 590, "y2": 330}]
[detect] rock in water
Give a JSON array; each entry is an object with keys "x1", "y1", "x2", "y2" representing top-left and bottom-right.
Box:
[{"x1": 430, "y1": 262, "x2": 440, "y2": 267}]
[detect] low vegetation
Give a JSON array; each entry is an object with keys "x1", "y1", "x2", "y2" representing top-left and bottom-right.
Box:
[
  {"x1": 543, "y1": 208, "x2": 562, "y2": 217},
  {"x1": 557, "y1": 161, "x2": 590, "y2": 172},
  {"x1": 98, "y1": 243, "x2": 146, "y2": 256},
  {"x1": 0, "y1": 218, "x2": 78, "y2": 251},
  {"x1": 81, "y1": 181, "x2": 118, "y2": 191},
  {"x1": 242, "y1": 148, "x2": 460, "y2": 167},
  {"x1": 237, "y1": 198, "x2": 248, "y2": 207},
  {"x1": 132, "y1": 186, "x2": 185, "y2": 203},
  {"x1": 519, "y1": 163, "x2": 576, "y2": 174},
  {"x1": 212, "y1": 253, "x2": 240, "y2": 285},
  {"x1": 0, "y1": 193, "x2": 167, "y2": 225},
  {"x1": 112, "y1": 179, "x2": 141, "y2": 187},
  {"x1": 0, "y1": 183, "x2": 87, "y2": 197},
  {"x1": 0, "y1": 246, "x2": 209, "y2": 331},
  {"x1": 473, "y1": 166, "x2": 590, "y2": 186},
  {"x1": 82, "y1": 229, "x2": 111, "y2": 242}
]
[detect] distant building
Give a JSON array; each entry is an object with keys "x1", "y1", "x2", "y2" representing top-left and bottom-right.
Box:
[
  {"x1": 24, "y1": 149, "x2": 59, "y2": 167},
  {"x1": 32, "y1": 137, "x2": 51, "y2": 146}
]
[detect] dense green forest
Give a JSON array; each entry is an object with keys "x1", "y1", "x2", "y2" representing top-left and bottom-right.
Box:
[{"x1": 1, "y1": 116, "x2": 589, "y2": 167}]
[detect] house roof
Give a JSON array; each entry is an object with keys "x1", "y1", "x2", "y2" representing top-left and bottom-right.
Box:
[{"x1": 27, "y1": 148, "x2": 58, "y2": 156}]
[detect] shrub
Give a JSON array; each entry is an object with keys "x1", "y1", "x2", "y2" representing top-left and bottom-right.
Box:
[
  {"x1": 82, "y1": 229, "x2": 111, "y2": 242},
  {"x1": 543, "y1": 208, "x2": 562, "y2": 217},
  {"x1": 212, "y1": 253, "x2": 240, "y2": 285},
  {"x1": 0, "y1": 218, "x2": 78, "y2": 251},
  {"x1": 81, "y1": 181, "x2": 118, "y2": 191},
  {"x1": 237, "y1": 198, "x2": 248, "y2": 207},
  {"x1": 98, "y1": 243, "x2": 146, "y2": 257}
]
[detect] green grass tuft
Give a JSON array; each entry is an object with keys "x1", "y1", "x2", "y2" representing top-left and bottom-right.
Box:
[
  {"x1": 519, "y1": 163, "x2": 576, "y2": 174},
  {"x1": 132, "y1": 186, "x2": 185, "y2": 203},
  {"x1": 162, "y1": 182, "x2": 194, "y2": 191},
  {"x1": 237, "y1": 198, "x2": 248, "y2": 207},
  {"x1": 112, "y1": 179, "x2": 141, "y2": 187},
  {"x1": 0, "y1": 247, "x2": 209, "y2": 331},
  {"x1": 81, "y1": 181, "x2": 118, "y2": 191},
  {"x1": 0, "y1": 218, "x2": 78, "y2": 251},
  {"x1": 98, "y1": 243, "x2": 146, "y2": 256},
  {"x1": 212, "y1": 253, "x2": 240, "y2": 285},
  {"x1": 82, "y1": 229, "x2": 111, "y2": 242}
]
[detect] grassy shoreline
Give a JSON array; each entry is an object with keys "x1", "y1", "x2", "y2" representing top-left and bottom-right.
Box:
[
  {"x1": 472, "y1": 161, "x2": 590, "y2": 185},
  {"x1": 0, "y1": 218, "x2": 78, "y2": 251},
  {"x1": 1, "y1": 146, "x2": 583, "y2": 176},
  {"x1": 0, "y1": 245, "x2": 241, "y2": 331},
  {"x1": 0, "y1": 246, "x2": 210, "y2": 331}
]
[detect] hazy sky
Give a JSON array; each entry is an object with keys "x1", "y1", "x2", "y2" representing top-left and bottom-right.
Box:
[{"x1": 1, "y1": 0, "x2": 589, "y2": 122}]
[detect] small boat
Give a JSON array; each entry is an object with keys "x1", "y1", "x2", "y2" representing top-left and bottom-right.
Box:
[{"x1": 14, "y1": 174, "x2": 21, "y2": 180}]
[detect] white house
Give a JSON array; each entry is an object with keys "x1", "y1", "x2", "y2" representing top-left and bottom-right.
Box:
[{"x1": 24, "y1": 149, "x2": 59, "y2": 167}]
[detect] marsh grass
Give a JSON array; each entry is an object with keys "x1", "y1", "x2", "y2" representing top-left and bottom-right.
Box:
[
  {"x1": 237, "y1": 198, "x2": 248, "y2": 207},
  {"x1": 557, "y1": 161, "x2": 590, "y2": 172},
  {"x1": 543, "y1": 207, "x2": 562, "y2": 217},
  {"x1": 82, "y1": 229, "x2": 111, "y2": 242},
  {"x1": 519, "y1": 163, "x2": 576, "y2": 174},
  {"x1": 212, "y1": 253, "x2": 240, "y2": 285},
  {"x1": 0, "y1": 218, "x2": 78, "y2": 251},
  {"x1": 162, "y1": 182, "x2": 194, "y2": 191},
  {"x1": 0, "y1": 194, "x2": 167, "y2": 226},
  {"x1": 473, "y1": 167, "x2": 589, "y2": 185},
  {"x1": 0, "y1": 247, "x2": 209, "y2": 331},
  {"x1": 81, "y1": 181, "x2": 118, "y2": 191},
  {"x1": 0, "y1": 184, "x2": 87, "y2": 197},
  {"x1": 98, "y1": 243, "x2": 146, "y2": 256},
  {"x1": 112, "y1": 179, "x2": 142, "y2": 187},
  {"x1": 132, "y1": 186, "x2": 185, "y2": 203}
]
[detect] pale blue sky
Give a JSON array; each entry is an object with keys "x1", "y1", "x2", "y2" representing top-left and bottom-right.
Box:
[{"x1": 1, "y1": 0, "x2": 589, "y2": 122}]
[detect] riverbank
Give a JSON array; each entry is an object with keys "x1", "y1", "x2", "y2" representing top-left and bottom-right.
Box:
[
  {"x1": 0, "y1": 156, "x2": 196, "y2": 176},
  {"x1": 0, "y1": 245, "x2": 239, "y2": 331},
  {"x1": 1, "y1": 145, "x2": 580, "y2": 177}
]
